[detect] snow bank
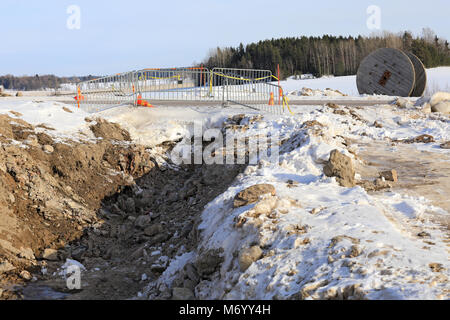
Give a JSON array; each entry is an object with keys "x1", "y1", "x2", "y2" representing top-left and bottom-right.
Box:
[{"x1": 193, "y1": 105, "x2": 449, "y2": 300}]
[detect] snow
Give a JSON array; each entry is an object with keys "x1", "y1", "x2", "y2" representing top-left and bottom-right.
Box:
[
  {"x1": 194, "y1": 109, "x2": 449, "y2": 300},
  {"x1": 280, "y1": 67, "x2": 450, "y2": 97},
  {"x1": 0, "y1": 101, "x2": 95, "y2": 142},
  {"x1": 1, "y1": 67, "x2": 449, "y2": 300}
]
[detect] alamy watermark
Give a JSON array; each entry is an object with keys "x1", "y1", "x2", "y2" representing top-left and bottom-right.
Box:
[
  {"x1": 366, "y1": 5, "x2": 381, "y2": 30},
  {"x1": 65, "y1": 265, "x2": 82, "y2": 290},
  {"x1": 170, "y1": 121, "x2": 280, "y2": 165},
  {"x1": 66, "y1": 5, "x2": 81, "y2": 30}
]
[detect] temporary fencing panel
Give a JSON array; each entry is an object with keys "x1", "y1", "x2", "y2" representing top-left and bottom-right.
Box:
[{"x1": 72, "y1": 67, "x2": 293, "y2": 115}]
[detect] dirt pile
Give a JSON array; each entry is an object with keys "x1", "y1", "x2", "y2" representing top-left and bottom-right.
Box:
[
  {"x1": 0, "y1": 115, "x2": 156, "y2": 299},
  {"x1": 323, "y1": 150, "x2": 356, "y2": 187}
]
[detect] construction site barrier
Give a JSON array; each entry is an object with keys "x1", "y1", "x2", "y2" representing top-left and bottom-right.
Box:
[{"x1": 72, "y1": 67, "x2": 293, "y2": 115}]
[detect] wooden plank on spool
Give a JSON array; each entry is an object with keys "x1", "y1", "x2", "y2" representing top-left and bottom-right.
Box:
[
  {"x1": 357, "y1": 48, "x2": 415, "y2": 97},
  {"x1": 405, "y1": 52, "x2": 427, "y2": 97}
]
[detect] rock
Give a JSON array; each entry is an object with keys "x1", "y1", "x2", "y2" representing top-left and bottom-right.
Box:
[
  {"x1": 395, "y1": 97, "x2": 413, "y2": 109},
  {"x1": 333, "y1": 109, "x2": 347, "y2": 116},
  {"x1": 238, "y1": 245, "x2": 263, "y2": 271},
  {"x1": 430, "y1": 92, "x2": 450, "y2": 107},
  {"x1": 234, "y1": 184, "x2": 276, "y2": 208},
  {"x1": 42, "y1": 248, "x2": 59, "y2": 261},
  {"x1": 184, "y1": 263, "x2": 199, "y2": 283},
  {"x1": 134, "y1": 215, "x2": 152, "y2": 228},
  {"x1": 440, "y1": 142, "x2": 450, "y2": 149},
  {"x1": 42, "y1": 145, "x2": 54, "y2": 153},
  {"x1": 0, "y1": 261, "x2": 15, "y2": 273},
  {"x1": 26, "y1": 135, "x2": 39, "y2": 147},
  {"x1": 19, "y1": 247, "x2": 35, "y2": 260},
  {"x1": 417, "y1": 231, "x2": 431, "y2": 238},
  {"x1": 402, "y1": 134, "x2": 435, "y2": 144},
  {"x1": 172, "y1": 287, "x2": 195, "y2": 300},
  {"x1": 20, "y1": 270, "x2": 32, "y2": 281},
  {"x1": 429, "y1": 263, "x2": 444, "y2": 273},
  {"x1": 124, "y1": 197, "x2": 136, "y2": 215},
  {"x1": 431, "y1": 101, "x2": 450, "y2": 114},
  {"x1": 379, "y1": 169, "x2": 398, "y2": 182},
  {"x1": 421, "y1": 103, "x2": 431, "y2": 113},
  {"x1": 16, "y1": 91, "x2": 23, "y2": 97},
  {"x1": 90, "y1": 118, "x2": 131, "y2": 141},
  {"x1": 144, "y1": 224, "x2": 163, "y2": 237},
  {"x1": 150, "y1": 264, "x2": 166, "y2": 273},
  {"x1": 195, "y1": 249, "x2": 224, "y2": 277},
  {"x1": 326, "y1": 103, "x2": 340, "y2": 109},
  {"x1": 373, "y1": 121, "x2": 383, "y2": 128},
  {"x1": 183, "y1": 279, "x2": 197, "y2": 291},
  {"x1": 71, "y1": 246, "x2": 87, "y2": 261},
  {"x1": 323, "y1": 150, "x2": 355, "y2": 187}
]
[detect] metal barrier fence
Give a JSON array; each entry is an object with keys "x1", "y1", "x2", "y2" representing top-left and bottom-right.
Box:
[
  {"x1": 76, "y1": 71, "x2": 136, "y2": 113},
  {"x1": 73, "y1": 67, "x2": 293, "y2": 115},
  {"x1": 135, "y1": 67, "x2": 211, "y2": 101}
]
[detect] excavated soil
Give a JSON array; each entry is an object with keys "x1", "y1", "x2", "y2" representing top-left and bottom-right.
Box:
[{"x1": 0, "y1": 113, "x2": 244, "y2": 300}]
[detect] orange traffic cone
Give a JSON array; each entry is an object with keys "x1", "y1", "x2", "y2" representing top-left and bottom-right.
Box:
[
  {"x1": 137, "y1": 94, "x2": 154, "y2": 108},
  {"x1": 268, "y1": 92, "x2": 274, "y2": 106}
]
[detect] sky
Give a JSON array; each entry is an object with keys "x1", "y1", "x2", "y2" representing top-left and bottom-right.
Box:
[{"x1": 0, "y1": 0, "x2": 449, "y2": 76}]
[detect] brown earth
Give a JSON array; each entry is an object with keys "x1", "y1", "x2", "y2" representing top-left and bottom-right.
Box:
[
  {"x1": 0, "y1": 114, "x2": 244, "y2": 300},
  {"x1": 0, "y1": 115, "x2": 156, "y2": 299}
]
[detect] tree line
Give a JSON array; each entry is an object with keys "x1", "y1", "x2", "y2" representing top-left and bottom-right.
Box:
[
  {"x1": 0, "y1": 75, "x2": 98, "y2": 91},
  {"x1": 202, "y1": 29, "x2": 450, "y2": 79}
]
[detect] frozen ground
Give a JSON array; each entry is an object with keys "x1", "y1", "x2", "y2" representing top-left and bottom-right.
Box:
[{"x1": 0, "y1": 71, "x2": 449, "y2": 300}]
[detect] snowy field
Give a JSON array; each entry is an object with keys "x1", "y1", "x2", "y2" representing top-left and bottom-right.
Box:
[
  {"x1": 281, "y1": 67, "x2": 450, "y2": 97},
  {"x1": 0, "y1": 69, "x2": 449, "y2": 300}
]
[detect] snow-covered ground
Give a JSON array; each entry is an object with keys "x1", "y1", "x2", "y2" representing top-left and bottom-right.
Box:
[
  {"x1": 0, "y1": 70, "x2": 449, "y2": 300},
  {"x1": 280, "y1": 67, "x2": 450, "y2": 97}
]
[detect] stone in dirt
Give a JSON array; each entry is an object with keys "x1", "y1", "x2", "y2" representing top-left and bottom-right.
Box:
[
  {"x1": 20, "y1": 270, "x2": 32, "y2": 281},
  {"x1": 42, "y1": 248, "x2": 59, "y2": 261},
  {"x1": 172, "y1": 287, "x2": 195, "y2": 300},
  {"x1": 429, "y1": 263, "x2": 444, "y2": 272},
  {"x1": 401, "y1": 134, "x2": 435, "y2": 144},
  {"x1": 144, "y1": 224, "x2": 164, "y2": 237},
  {"x1": 395, "y1": 97, "x2": 413, "y2": 109},
  {"x1": 42, "y1": 145, "x2": 54, "y2": 153},
  {"x1": 440, "y1": 142, "x2": 450, "y2": 149},
  {"x1": 90, "y1": 118, "x2": 131, "y2": 141},
  {"x1": 373, "y1": 121, "x2": 383, "y2": 128},
  {"x1": 0, "y1": 261, "x2": 15, "y2": 273},
  {"x1": 234, "y1": 184, "x2": 276, "y2": 208},
  {"x1": 379, "y1": 169, "x2": 398, "y2": 182},
  {"x1": 323, "y1": 150, "x2": 355, "y2": 187},
  {"x1": 238, "y1": 245, "x2": 263, "y2": 271},
  {"x1": 195, "y1": 249, "x2": 224, "y2": 277}
]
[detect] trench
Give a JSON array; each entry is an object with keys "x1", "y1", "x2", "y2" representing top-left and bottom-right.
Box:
[{"x1": 19, "y1": 148, "x2": 245, "y2": 300}]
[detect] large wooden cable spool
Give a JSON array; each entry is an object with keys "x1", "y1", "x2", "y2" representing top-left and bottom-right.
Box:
[
  {"x1": 357, "y1": 48, "x2": 417, "y2": 97},
  {"x1": 405, "y1": 52, "x2": 427, "y2": 97}
]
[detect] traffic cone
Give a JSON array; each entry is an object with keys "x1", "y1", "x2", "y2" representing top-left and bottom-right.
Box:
[
  {"x1": 137, "y1": 94, "x2": 154, "y2": 108},
  {"x1": 137, "y1": 94, "x2": 143, "y2": 106},
  {"x1": 268, "y1": 92, "x2": 274, "y2": 106}
]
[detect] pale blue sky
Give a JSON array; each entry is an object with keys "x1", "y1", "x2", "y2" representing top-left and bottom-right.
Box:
[{"x1": 0, "y1": 0, "x2": 449, "y2": 76}]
